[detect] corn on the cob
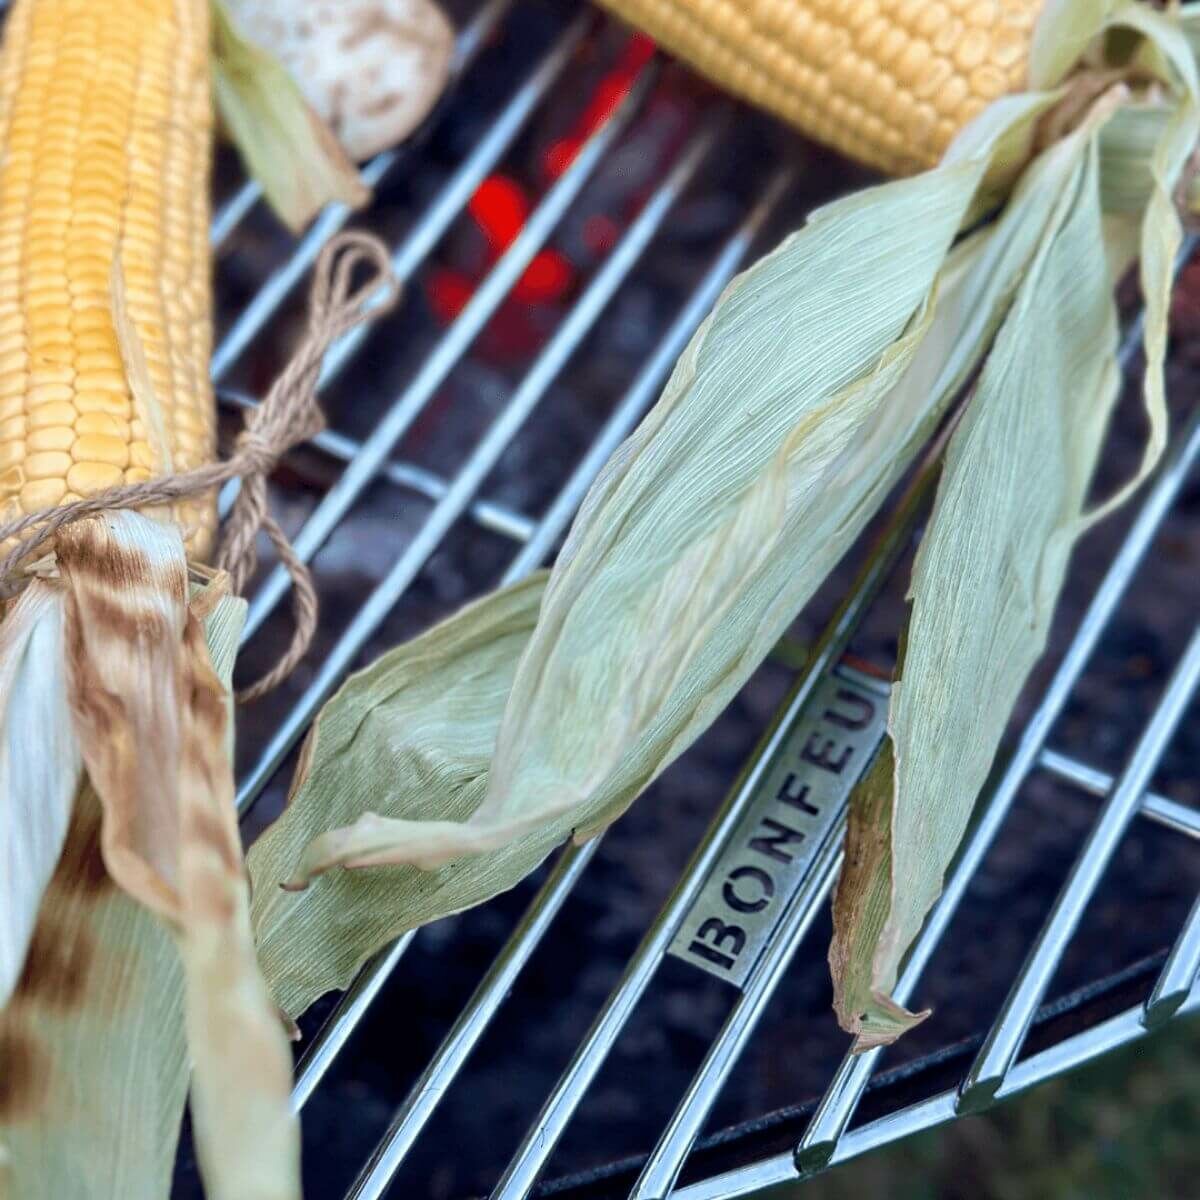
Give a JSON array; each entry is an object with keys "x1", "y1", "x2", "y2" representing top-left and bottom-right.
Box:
[
  {"x1": 599, "y1": 0, "x2": 1043, "y2": 175},
  {"x1": 0, "y1": 0, "x2": 215, "y2": 560}
]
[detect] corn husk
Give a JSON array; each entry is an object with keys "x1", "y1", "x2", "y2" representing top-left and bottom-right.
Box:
[
  {"x1": 211, "y1": 0, "x2": 369, "y2": 232},
  {"x1": 0, "y1": 513, "x2": 299, "y2": 1200},
  {"x1": 226, "y1": 0, "x2": 454, "y2": 163},
  {"x1": 0, "y1": 545, "x2": 285, "y2": 1199},
  {"x1": 829, "y1": 0, "x2": 1199, "y2": 1051},
  {"x1": 56, "y1": 514, "x2": 298, "y2": 1200},
  {"x1": 0, "y1": 583, "x2": 80, "y2": 1006},
  {"x1": 248, "y1": 93, "x2": 1063, "y2": 1014}
]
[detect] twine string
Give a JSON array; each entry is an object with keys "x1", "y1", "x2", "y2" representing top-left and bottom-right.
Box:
[{"x1": 0, "y1": 230, "x2": 400, "y2": 702}]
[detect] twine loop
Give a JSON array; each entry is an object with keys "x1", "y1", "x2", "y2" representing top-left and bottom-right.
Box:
[{"x1": 0, "y1": 230, "x2": 400, "y2": 702}]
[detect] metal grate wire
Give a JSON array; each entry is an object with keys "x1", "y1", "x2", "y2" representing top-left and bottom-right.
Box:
[{"x1": 90, "y1": 1, "x2": 1200, "y2": 1194}]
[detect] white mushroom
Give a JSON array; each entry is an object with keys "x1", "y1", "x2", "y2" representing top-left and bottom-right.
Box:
[{"x1": 228, "y1": 0, "x2": 456, "y2": 162}]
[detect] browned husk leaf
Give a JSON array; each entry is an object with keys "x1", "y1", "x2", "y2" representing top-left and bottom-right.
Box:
[
  {"x1": 49, "y1": 513, "x2": 299, "y2": 1200},
  {"x1": 58, "y1": 517, "x2": 190, "y2": 921},
  {"x1": 177, "y1": 607, "x2": 298, "y2": 1199},
  {"x1": 827, "y1": 739, "x2": 930, "y2": 1052}
]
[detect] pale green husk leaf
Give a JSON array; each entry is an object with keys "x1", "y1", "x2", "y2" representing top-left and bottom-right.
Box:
[
  {"x1": 249, "y1": 96, "x2": 1058, "y2": 1018},
  {"x1": 0, "y1": 583, "x2": 80, "y2": 1006},
  {"x1": 831, "y1": 0, "x2": 1200, "y2": 1044},
  {"x1": 462, "y1": 105, "x2": 1045, "y2": 868},
  {"x1": 249, "y1": 574, "x2": 547, "y2": 1015},
  {"x1": 833, "y1": 124, "x2": 1123, "y2": 1049}
]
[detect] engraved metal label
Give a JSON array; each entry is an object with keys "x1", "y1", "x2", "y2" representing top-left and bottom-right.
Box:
[{"x1": 668, "y1": 664, "x2": 889, "y2": 987}]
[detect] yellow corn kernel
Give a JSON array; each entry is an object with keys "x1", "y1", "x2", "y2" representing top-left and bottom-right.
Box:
[
  {"x1": 0, "y1": 0, "x2": 215, "y2": 558},
  {"x1": 19, "y1": 478, "x2": 66, "y2": 509},
  {"x1": 24, "y1": 450, "x2": 71, "y2": 480},
  {"x1": 595, "y1": 0, "x2": 1042, "y2": 174},
  {"x1": 27, "y1": 425, "x2": 74, "y2": 452},
  {"x1": 73, "y1": 411, "x2": 126, "y2": 438},
  {"x1": 71, "y1": 432, "x2": 130, "y2": 467},
  {"x1": 67, "y1": 461, "x2": 124, "y2": 493}
]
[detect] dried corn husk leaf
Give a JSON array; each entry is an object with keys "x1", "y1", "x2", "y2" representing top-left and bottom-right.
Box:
[
  {"x1": 58, "y1": 517, "x2": 193, "y2": 921},
  {"x1": 827, "y1": 741, "x2": 925, "y2": 1049},
  {"x1": 54, "y1": 513, "x2": 298, "y2": 1200},
  {"x1": 181, "y1": 583, "x2": 300, "y2": 1200},
  {"x1": 211, "y1": 0, "x2": 370, "y2": 232},
  {"x1": 0, "y1": 584, "x2": 80, "y2": 1006},
  {"x1": 829, "y1": 2, "x2": 1200, "y2": 1050},
  {"x1": 226, "y1": 0, "x2": 454, "y2": 162},
  {"x1": 249, "y1": 574, "x2": 546, "y2": 1015},
  {"x1": 422, "y1": 107, "x2": 1046, "y2": 877},
  {"x1": 249, "y1": 97, "x2": 1061, "y2": 1018}
]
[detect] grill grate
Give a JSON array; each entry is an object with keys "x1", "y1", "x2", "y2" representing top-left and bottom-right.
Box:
[{"x1": 27, "y1": 0, "x2": 1197, "y2": 1194}]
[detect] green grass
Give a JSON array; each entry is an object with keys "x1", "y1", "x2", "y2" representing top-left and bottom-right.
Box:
[{"x1": 793, "y1": 1014, "x2": 1200, "y2": 1200}]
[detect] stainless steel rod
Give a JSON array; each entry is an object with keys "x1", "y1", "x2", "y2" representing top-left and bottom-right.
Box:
[
  {"x1": 210, "y1": 180, "x2": 260, "y2": 250},
  {"x1": 291, "y1": 934, "x2": 417, "y2": 1110},
  {"x1": 795, "y1": 397, "x2": 1200, "y2": 1171},
  {"x1": 1143, "y1": 891, "x2": 1200, "y2": 1027},
  {"x1": 489, "y1": 435, "x2": 946, "y2": 1200},
  {"x1": 1038, "y1": 747, "x2": 1200, "y2": 839},
  {"x1": 959, "y1": 625, "x2": 1200, "y2": 1109},
  {"x1": 290, "y1": 162, "x2": 792, "y2": 1189},
  {"x1": 238, "y1": 43, "x2": 651, "y2": 647}
]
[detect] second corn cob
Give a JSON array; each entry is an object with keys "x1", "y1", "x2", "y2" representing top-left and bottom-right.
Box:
[{"x1": 598, "y1": 0, "x2": 1043, "y2": 174}]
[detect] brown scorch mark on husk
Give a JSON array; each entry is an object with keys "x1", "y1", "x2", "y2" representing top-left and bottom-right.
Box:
[
  {"x1": 10, "y1": 791, "x2": 117, "y2": 1012},
  {"x1": 0, "y1": 1031, "x2": 48, "y2": 1122},
  {"x1": 60, "y1": 534, "x2": 152, "y2": 592},
  {"x1": 17, "y1": 920, "x2": 94, "y2": 1012},
  {"x1": 47, "y1": 766, "x2": 113, "y2": 900},
  {"x1": 0, "y1": 788, "x2": 117, "y2": 1129}
]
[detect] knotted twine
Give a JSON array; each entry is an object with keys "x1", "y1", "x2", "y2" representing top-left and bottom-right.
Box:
[{"x1": 0, "y1": 230, "x2": 400, "y2": 702}]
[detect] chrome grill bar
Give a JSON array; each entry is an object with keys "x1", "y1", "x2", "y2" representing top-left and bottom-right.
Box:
[
  {"x1": 793, "y1": 397, "x2": 1200, "y2": 1176},
  {"x1": 958, "y1": 627, "x2": 1200, "y2": 1110},
  {"x1": 237, "y1": 28, "x2": 645, "y2": 650},
  {"x1": 1143, "y1": 892, "x2": 1200, "y2": 1027},
  {"x1": 290, "y1": 122, "x2": 778, "y2": 1121}
]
